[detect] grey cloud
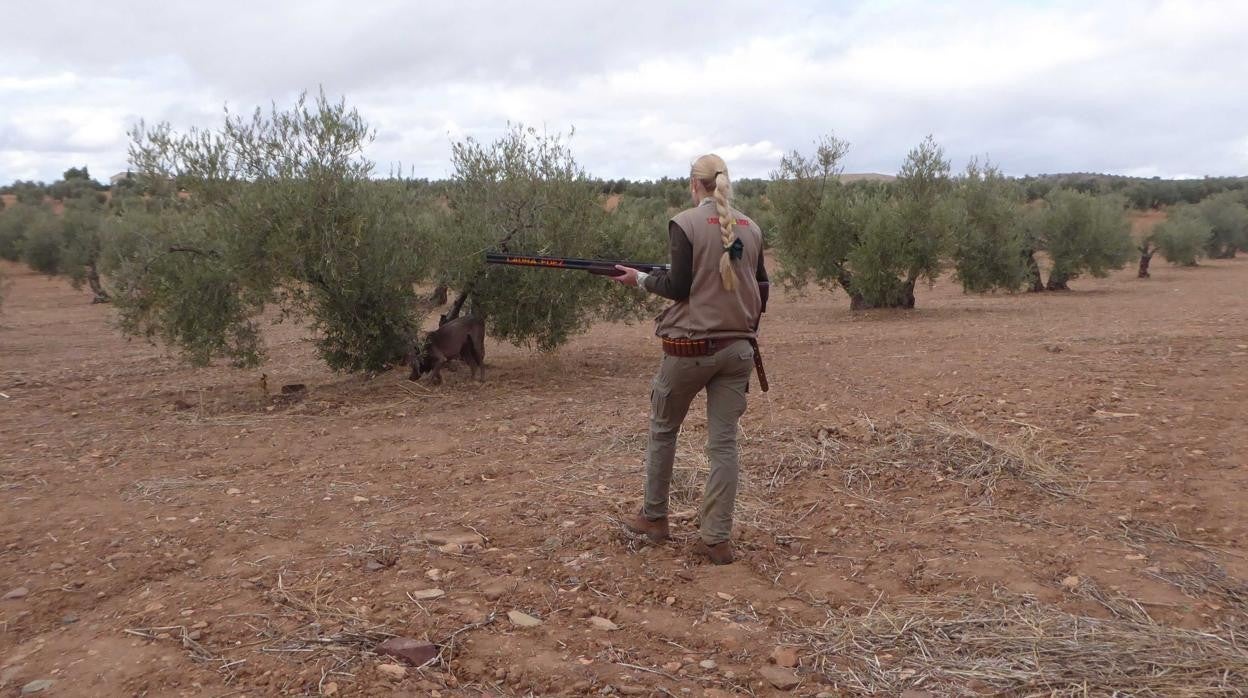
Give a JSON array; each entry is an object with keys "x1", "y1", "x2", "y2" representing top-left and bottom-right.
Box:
[
  {"x1": 1, "y1": 1, "x2": 1246, "y2": 183},
  {"x1": 4, "y1": 1, "x2": 833, "y2": 95}
]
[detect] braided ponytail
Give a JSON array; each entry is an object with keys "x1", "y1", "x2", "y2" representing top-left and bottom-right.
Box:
[
  {"x1": 712, "y1": 172, "x2": 736, "y2": 291},
  {"x1": 691, "y1": 154, "x2": 737, "y2": 291}
]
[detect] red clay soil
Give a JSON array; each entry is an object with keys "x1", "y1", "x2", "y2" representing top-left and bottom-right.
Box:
[
  {"x1": 1129, "y1": 209, "x2": 1168, "y2": 238},
  {"x1": 1, "y1": 254, "x2": 1245, "y2": 696}
]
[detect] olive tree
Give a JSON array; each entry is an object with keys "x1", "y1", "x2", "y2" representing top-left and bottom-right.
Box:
[
  {"x1": 18, "y1": 209, "x2": 65, "y2": 275},
  {"x1": 847, "y1": 136, "x2": 956, "y2": 307},
  {"x1": 59, "y1": 197, "x2": 112, "y2": 302},
  {"x1": 0, "y1": 202, "x2": 52, "y2": 263},
  {"x1": 767, "y1": 134, "x2": 862, "y2": 304},
  {"x1": 950, "y1": 160, "x2": 1029, "y2": 293},
  {"x1": 1152, "y1": 207, "x2": 1213, "y2": 266},
  {"x1": 1196, "y1": 192, "x2": 1248, "y2": 259},
  {"x1": 770, "y1": 134, "x2": 956, "y2": 309},
  {"x1": 432, "y1": 125, "x2": 664, "y2": 351},
  {"x1": 107, "y1": 91, "x2": 432, "y2": 371},
  {"x1": 20, "y1": 179, "x2": 112, "y2": 302},
  {"x1": 1022, "y1": 189, "x2": 1133, "y2": 291}
]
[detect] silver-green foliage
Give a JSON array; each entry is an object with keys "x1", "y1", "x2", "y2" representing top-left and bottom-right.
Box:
[
  {"x1": 768, "y1": 134, "x2": 861, "y2": 299},
  {"x1": 57, "y1": 198, "x2": 111, "y2": 300},
  {"x1": 1195, "y1": 192, "x2": 1248, "y2": 259},
  {"x1": 1038, "y1": 190, "x2": 1134, "y2": 290},
  {"x1": 769, "y1": 134, "x2": 957, "y2": 308},
  {"x1": 1153, "y1": 207, "x2": 1212, "y2": 266},
  {"x1": 15, "y1": 206, "x2": 64, "y2": 274},
  {"x1": 17, "y1": 197, "x2": 109, "y2": 291},
  {"x1": 433, "y1": 125, "x2": 664, "y2": 351},
  {"x1": 0, "y1": 203, "x2": 52, "y2": 263},
  {"x1": 848, "y1": 136, "x2": 957, "y2": 307},
  {"x1": 109, "y1": 91, "x2": 431, "y2": 371},
  {"x1": 951, "y1": 160, "x2": 1029, "y2": 293}
]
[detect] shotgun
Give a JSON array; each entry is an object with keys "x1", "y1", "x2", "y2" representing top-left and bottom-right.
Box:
[
  {"x1": 485, "y1": 252, "x2": 669, "y2": 277},
  {"x1": 485, "y1": 250, "x2": 769, "y2": 392}
]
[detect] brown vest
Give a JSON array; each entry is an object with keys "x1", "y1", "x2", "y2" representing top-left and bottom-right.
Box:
[{"x1": 655, "y1": 199, "x2": 763, "y2": 340}]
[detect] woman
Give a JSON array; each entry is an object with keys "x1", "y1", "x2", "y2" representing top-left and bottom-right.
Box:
[{"x1": 611, "y1": 153, "x2": 768, "y2": 565}]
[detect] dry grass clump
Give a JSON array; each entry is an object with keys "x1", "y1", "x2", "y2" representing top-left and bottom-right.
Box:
[
  {"x1": 1068, "y1": 577, "x2": 1156, "y2": 625},
  {"x1": 646, "y1": 423, "x2": 843, "y2": 507},
  {"x1": 790, "y1": 590, "x2": 1248, "y2": 696},
  {"x1": 1120, "y1": 520, "x2": 1233, "y2": 557},
  {"x1": 586, "y1": 421, "x2": 648, "y2": 459},
  {"x1": 859, "y1": 420, "x2": 1075, "y2": 497},
  {"x1": 663, "y1": 427, "x2": 808, "y2": 535},
  {"x1": 743, "y1": 424, "x2": 846, "y2": 491},
  {"x1": 1145, "y1": 561, "x2": 1248, "y2": 617},
  {"x1": 667, "y1": 444, "x2": 770, "y2": 532},
  {"x1": 263, "y1": 571, "x2": 397, "y2": 648}
]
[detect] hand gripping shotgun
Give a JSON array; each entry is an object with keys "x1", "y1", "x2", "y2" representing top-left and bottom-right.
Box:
[{"x1": 485, "y1": 251, "x2": 769, "y2": 392}]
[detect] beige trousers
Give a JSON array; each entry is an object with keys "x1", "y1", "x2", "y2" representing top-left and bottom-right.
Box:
[{"x1": 642, "y1": 339, "x2": 754, "y2": 544}]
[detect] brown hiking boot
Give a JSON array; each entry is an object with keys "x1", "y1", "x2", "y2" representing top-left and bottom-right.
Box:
[
  {"x1": 692, "y1": 539, "x2": 734, "y2": 565},
  {"x1": 624, "y1": 512, "x2": 670, "y2": 543}
]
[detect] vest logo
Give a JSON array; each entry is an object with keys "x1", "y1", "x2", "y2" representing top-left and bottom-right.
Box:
[{"x1": 707, "y1": 217, "x2": 751, "y2": 226}]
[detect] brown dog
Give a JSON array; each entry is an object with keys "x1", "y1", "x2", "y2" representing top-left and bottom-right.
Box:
[{"x1": 408, "y1": 316, "x2": 485, "y2": 384}]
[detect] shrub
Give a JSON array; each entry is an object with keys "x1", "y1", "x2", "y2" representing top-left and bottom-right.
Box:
[
  {"x1": 1196, "y1": 192, "x2": 1248, "y2": 259},
  {"x1": 951, "y1": 160, "x2": 1029, "y2": 293},
  {"x1": 58, "y1": 197, "x2": 111, "y2": 301},
  {"x1": 1153, "y1": 207, "x2": 1213, "y2": 266},
  {"x1": 769, "y1": 134, "x2": 956, "y2": 308},
  {"x1": 767, "y1": 133, "x2": 859, "y2": 301},
  {"x1": 19, "y1": 211, "x2": 65, "y2": 275},
  {"x1": 0, "y1": 203, "x2": 51, "y2": 262},
  {"x1": 1033, "y1": 190, "x2": 1133, "y2": 290},
  {"x1": 107, "y1": 91, "x2": 432, "y2": 371},
  {"x1": 432, "y1": 125, "x2": 663, "y2": 351}
]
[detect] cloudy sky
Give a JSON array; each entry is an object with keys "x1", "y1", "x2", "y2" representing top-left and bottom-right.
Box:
[{"x1": 2, "y1": 0, "x2": 1246, "y2": 183}]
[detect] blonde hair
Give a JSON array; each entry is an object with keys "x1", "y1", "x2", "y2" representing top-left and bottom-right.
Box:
[{"x1": 691, "y1": 153, "x2": 737, "y2": 291}]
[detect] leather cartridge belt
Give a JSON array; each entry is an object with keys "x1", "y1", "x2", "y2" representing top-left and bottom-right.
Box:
[{"x1": 660, "y1": 336, "x2": 746, "y2": 357}]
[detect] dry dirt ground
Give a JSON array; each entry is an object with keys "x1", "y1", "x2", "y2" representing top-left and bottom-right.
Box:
[{"x1": 1, "y1": 248, "x2": 1246, "y2": 697}]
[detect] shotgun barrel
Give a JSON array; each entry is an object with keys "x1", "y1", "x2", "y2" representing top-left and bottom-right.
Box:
[{"x1": 485, "y1": 252, "x2": 669, "y2": 277}]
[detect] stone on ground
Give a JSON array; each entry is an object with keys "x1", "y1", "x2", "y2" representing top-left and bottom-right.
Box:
[
  {"x1": 507, "y1": 610, "x2": 542, "y2": 627},
  {"x1": 759, "y1": 665, "x2": 800, "y2": 690},
  {"x1": 377, "y1": 637, "x2": 439, "y2": 666}
]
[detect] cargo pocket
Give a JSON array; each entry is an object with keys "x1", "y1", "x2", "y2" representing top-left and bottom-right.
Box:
[
  {"x1": 736, "y1": 347, "x2": 755, "y2": 393},
  {"x1": 737, "y1": 347, "x2": 755, "y2": 373},
  {"x1": 650, "y1": 378, "x2": 674, "y2": 425}
]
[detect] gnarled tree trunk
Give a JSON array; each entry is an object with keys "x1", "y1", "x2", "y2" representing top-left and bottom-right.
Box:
[
  {"x1": 1137, "y1": 242, "x2": 1155, "y2": 278},
  {"x1": 1024, "y1": 250, "x2": 1044, "y2": 292},
  {"x1": 86, "y1": 263, "x2": 110, "y2": 303},
  {"x1": 1045, "y1": 272, "x2": 1071, "y2": 291},
  {"x1": 841, "y1": 272, "x2": 917, "y2": 310}
]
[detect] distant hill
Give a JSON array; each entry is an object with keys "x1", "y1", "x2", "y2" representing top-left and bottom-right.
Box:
[
  {"x1": 1020, "y1": 172, "x2": 1248, "y2": 183},
  {"x1": 838, "y1": 173, "x2": 896, "y2": 183}
]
